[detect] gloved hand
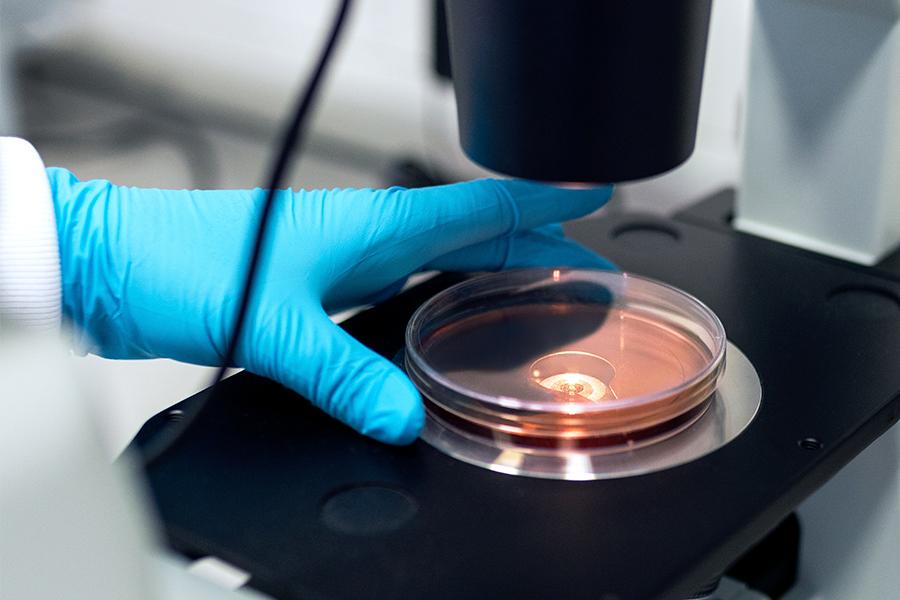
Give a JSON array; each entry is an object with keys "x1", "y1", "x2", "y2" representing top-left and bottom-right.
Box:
[{"x1": 48, "y1": 168, "x2": 614, "y2": 444}]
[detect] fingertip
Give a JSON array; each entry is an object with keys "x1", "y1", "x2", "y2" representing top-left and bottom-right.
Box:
[
  {"x1": 362, "y1": 371, "x2": 425, "y2": 445},
  {"x1": 596, "y1": 184, "x2": 615, "y2": 203},
  {"x1": 493, "y1": 179, "x2": 615, "y2": 229},
  {"x1": 505, "y1": 232, "x2": 620, "y2": 272},
  {"x1": 559, "y1": 183, "x2": 615, "y2": 208}
]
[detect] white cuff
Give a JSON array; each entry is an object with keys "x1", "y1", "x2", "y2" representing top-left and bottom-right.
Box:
[{"x1": 0, "y1": 137, "x2": 62, "y2": 333}]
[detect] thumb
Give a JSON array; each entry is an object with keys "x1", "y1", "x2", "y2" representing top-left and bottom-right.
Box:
[{"x1": 260, "y1": 308, "x2": 424, "y2": 445}]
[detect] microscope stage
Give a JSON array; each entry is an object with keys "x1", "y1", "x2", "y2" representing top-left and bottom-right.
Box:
[{"x1": 133, "y1": 194, "x2": 900, "y2": 599}]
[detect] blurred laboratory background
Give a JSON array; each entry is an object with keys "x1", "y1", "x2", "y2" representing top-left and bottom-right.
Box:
[
  {"x1": 1, "y1": 1, "x2": 896, "y2": 598},
  {"x1": 1, "y1": 0, "x2": 751, "y2": 450}
]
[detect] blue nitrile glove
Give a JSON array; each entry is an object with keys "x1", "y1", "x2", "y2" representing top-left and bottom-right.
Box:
[{"x1": 48, "y1": 167, "x2": 615, "y2": 444}]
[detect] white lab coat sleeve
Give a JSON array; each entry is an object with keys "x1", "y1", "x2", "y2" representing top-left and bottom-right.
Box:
[{"x1": 0, "y1": 136, "x2": 62, "y2": 332}]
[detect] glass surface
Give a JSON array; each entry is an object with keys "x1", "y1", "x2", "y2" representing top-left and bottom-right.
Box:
[{"x1": 406, "y1": 269, "x2": 726, "y2": 457}]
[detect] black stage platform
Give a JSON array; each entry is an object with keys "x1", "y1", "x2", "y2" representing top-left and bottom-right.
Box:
[{"x1": 132, "y1": 192, "x2": 900, "y2": 599}]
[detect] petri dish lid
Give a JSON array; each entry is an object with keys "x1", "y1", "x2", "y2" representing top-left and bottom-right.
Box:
[{"x1": 405, "y1": 269, "x2": 726, "y2": 443}]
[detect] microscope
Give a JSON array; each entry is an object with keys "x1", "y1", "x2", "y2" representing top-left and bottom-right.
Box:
[{"x1": 132, "y1": 2, "x2": 900, "y2": 598}]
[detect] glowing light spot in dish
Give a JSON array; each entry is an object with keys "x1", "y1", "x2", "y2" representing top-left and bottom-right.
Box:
[
  {"x1": 536, "y1": 372, "x2": 607, "y2": 402},
  {"x1": 529, "y1": 350, "x2": 617, "y2": 403}
]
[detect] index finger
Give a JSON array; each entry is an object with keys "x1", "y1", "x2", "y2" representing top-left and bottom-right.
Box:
[{"x1": 377, "y1": 179, "x2": 613, "y2": 268}]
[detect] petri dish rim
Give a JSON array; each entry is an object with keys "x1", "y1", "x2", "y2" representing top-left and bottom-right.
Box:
[{"x1": 405, "y1": 269, "x2": 726, "y2": 415}]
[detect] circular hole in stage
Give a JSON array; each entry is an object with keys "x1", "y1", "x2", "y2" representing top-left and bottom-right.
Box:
[
  {"x1": 320, "y1": 484, "x2": 418, "y2": 535},
  {"x1": 826, "y1": 285, "x2": 900, "y2": 321},
  {"x1": 611, "y1": 222, "x2": 681, "y2": 245}
]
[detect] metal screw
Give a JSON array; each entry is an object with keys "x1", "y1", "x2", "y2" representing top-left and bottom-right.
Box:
[{"x1": 798, "y1": 437, "x2": 823, "y2": 450}]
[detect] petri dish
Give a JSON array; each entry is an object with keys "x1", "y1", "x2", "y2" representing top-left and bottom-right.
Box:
[{"x1": 405, "y1": 269, "x2": 727, "y2": 479}]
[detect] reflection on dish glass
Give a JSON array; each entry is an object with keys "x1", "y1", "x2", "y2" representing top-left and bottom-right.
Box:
[{"x1": 405, "y1": 269, "x2": 726, "y2": 478}]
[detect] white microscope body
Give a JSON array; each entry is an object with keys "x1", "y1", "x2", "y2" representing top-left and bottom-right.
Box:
[{"x1": 739, "y1": 0, "x2": 900, "y2": 265}]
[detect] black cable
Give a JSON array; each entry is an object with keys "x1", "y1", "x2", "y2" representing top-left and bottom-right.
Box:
[{"x1": 141, "y1": 0, "x2": 354, "y2": 467}]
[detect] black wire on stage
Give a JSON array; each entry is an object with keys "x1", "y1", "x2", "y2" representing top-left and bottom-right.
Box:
[{"x1": 141, "y1": 0, "x2": 354, "y2": 468}]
